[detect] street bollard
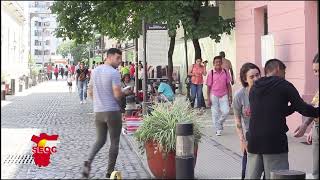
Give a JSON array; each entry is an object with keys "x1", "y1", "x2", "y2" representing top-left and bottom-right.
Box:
[
  {"x1": 176, "y1": 123, "x2": 194, "y2": 179},
  {"x1": 11, "y1": 79, "x2": 15, "y2": 95},
  {"x1": 19, "y1": 84, "x2": 23, "y2": 92},
  {"x1": 270, "y1": 170, "x2": 305, "y2": 179},
  {"x1": 25, "y1": 77, "x2": 29, "y2": 89},
  {"x1": 1, "y1": 82, "x2": 5, "y2": 100}
]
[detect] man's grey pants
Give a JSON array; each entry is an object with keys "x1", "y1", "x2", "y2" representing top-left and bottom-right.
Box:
[
  {"x1": 312, "y1": 124, "x2": 319, "y2": 179},
  {"x1": 88, "y1": 111, "x2": 122, "y2": 174},
  {"x1": 247, "y1": 152, "x2": 289, "y2": 179}
]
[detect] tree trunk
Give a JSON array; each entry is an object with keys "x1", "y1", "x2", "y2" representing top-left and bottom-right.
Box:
[
  {"x1": 192, "y1": 38, "x2": 201, "y2": 60},
  {"x1": 168, "y1": 34, "x2": 176, "y2": 91}
]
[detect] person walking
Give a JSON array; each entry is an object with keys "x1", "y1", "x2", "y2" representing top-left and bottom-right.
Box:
[
  {"x1": 82, "y1": 48, "x2": 125, "y2": 178},
  {"x1": 54, "y1": 65, "x2": 59, "y2": 81},
  {"x1": 76, "y1": 62, "x2": 89, "y2": 104},
  {"x1": 47, "y1": 63, "x2": 52, "y2": 80},
  {"x1": 247, "y1": 58, "x2": 319, "y2": 179},
  {"x1": 70, "y1": 63, "x2": 76, "y2": 77},
  {"x1": 293, "y1": 53, "x2": 319, "y2": 179},
  {"x1": 67, "y1": 73, "x2": 73, "y2": 93},
  {"x1": 137, "y1": 64, "x2": 144, "y2": 91},
  {"x1": 129, "y1": 62, "x2": 135, "y2": 80},
  {"x1": 220, "y1": 51, "x2": 235, "y2": 85},
  {"x1": 207, "y1": 56, "x2": 232, "y2": 136},
  {"x1": 188, "y1": 58, "x2": 207, "y2": 111},
  {"x1": 233, "y1": 63, "x2": 261, "y2": 179},
  {"x1": 64, "y1": 65, "x2": 69, "y2": 79},
  {"x1": 60, "y1": 66, "x2": 65, "y2": 79}
]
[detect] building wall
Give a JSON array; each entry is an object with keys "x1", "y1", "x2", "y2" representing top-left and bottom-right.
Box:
[
  {"x1": 1, "y1": 1, "x2": 29, "y2": 84},
  {"x1": 29, "y1": 1, "x2": 61, "y2": 65},
  {"x1": 235, "y1": 1, "x2": 318, "y2": 132}
]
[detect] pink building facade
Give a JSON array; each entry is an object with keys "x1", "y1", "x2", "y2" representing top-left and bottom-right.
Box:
[{"x1": 235, "y1": 1, "x2": 319, "y2": 132}]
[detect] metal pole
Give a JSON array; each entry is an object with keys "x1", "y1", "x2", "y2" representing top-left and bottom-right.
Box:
[
  {"x1": 142, "y1": 19, "x2": 147, "y2": 115},
  {"x1": 135, "y1": 38, "x2": 139, "y2": 97},
  {"x1": 101, "y1": 36, "x2": 104, "y2": 61},
  {"x1": 42, "y1": 27, "x2": 45, "y2": 75},
  {"x1": 184, "y1": 28, "x2": 191, "y2": 101},
  {"x1": 176, "y1": 123, "x2": 194, "y2": 179},
  {"x1": 270, "y1": 170, "x2": 305, "y2": 179},
  {"x1": 184, "y1": 28, "x2": 189, "y2": 74}
]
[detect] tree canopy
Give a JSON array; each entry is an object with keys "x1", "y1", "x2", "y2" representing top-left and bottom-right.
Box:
[
  {"x1": 51, "y1": 1, "x2": 234, "y2": 44},
  {"x1": 56, "y1": 40, "x2": 93, "y2": 63}
]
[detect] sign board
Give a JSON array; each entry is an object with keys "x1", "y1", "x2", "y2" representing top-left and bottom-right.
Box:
[
  {"x1": 146, "y1": 30, "x2": 169, "y2": 66},
  {"x1": 146, "y1": 23, "x2": 167, "y2": 30}
]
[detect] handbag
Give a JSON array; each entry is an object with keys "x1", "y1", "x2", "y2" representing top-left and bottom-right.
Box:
[{"x1": 185, "y1": 64, "x2": 195, "y2": 85}]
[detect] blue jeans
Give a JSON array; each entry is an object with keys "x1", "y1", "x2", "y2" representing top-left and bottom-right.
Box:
[
  {"x1": 190, "y1": 83, "x2": 203, "y2": 108},
  {"x1": 78, "y1": 79, "x2": 87, "y2": 101},
  {"x1": 242, "y1": 151, "x2": 247, "y2": 179},
  {"x1": 210, "y1": 94, "x2": 230, "y2": 131}
]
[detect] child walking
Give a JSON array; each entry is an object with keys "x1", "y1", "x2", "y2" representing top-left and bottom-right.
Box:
[{"x1": 67, "y1": 74, "x2": 73, "y2": 93}]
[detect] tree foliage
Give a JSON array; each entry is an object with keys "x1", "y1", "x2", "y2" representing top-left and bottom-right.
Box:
[
  {"x1": 51, "y1": 1, "x2": 235, "y2": 78},
  {"x1": 56, "y1": 40, "x2": 92, "y2": 63}
]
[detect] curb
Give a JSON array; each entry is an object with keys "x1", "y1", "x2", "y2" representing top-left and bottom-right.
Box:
[{"x1": 121, "y1": 134, "x2": 153, "y2": 178}]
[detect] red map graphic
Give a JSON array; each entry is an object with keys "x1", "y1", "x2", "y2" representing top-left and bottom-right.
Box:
[{"x1": 31, "y1": 133, "x2": 59, "y2": 167}]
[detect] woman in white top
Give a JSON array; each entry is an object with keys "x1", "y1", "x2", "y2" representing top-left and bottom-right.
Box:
[{"x1": 137, "y1": 64, "x2": 144, "y2": 90}]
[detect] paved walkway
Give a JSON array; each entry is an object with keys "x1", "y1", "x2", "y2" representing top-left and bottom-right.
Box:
[{"x1": 1, "y1": 79, "x2": 150, "y2": 179}]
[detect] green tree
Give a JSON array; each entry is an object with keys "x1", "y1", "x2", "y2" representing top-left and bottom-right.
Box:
[
  {"x1": 51, "y1": 1, "x2": 234, "y2": 84},
  {"x1": 56, "y1": 40, "x2": 93, "y2": 64}
]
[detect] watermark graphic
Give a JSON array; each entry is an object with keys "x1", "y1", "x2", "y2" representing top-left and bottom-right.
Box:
[{"x1": 31, "y1": 133, "x2": 59, "y2": 167}]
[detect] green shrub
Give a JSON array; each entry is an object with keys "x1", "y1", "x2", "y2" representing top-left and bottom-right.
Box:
[{"x1": 134, "y1": 98, "x2": 203, "y2": 154}]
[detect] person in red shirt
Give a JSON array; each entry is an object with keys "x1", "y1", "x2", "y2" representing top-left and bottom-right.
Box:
[
  {"x1": 129, "y1": 62, "x2": 135, "y2": 80},
  {"x1": 70, "y1": 63, "x2": 76, "y2": 77},
  {"x1": 47, "y1": 64, "x2": 52, "y2": 80},
  {"x1": 54, "y1": 65, "x2": 59, "y2": 81}
]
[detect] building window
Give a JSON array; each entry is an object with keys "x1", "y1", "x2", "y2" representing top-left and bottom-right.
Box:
[
  {"x1": 264, "y1": 9, "x2": 268, "y2": 35},
  {"x1": 34, "y1": 40, "x2": 39, "y2": 46},
  {"x1": 35, "y1": 2, "x2": 39, "y2": 7},
  {"x1": 46, "y1": 40, "x2": 50, "y2": 45}
]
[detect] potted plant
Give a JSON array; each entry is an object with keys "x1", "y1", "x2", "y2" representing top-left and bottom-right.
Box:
[{"x1": 134, "y1": 98, "x2": 203, "y2": 179}]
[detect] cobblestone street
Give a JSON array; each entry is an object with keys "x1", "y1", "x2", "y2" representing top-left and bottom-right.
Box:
[{"x1": 1, "y1": 80, "x2": 150, "y2": 179}]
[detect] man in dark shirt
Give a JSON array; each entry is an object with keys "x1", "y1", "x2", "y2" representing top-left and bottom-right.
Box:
[
  {"x1": 76, "y1": 62, "x2": 89, "y2": 104},
  {"x1": 247, "y1": 59, "x2": 319, "y2": 179}
]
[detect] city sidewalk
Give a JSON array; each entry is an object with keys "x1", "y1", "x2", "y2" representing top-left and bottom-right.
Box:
[
  {"x1": 125, "y1": 95, "x2": 315, "y2": 179},
  {"x1": 1, "y1": 79, "x2": 150, "y2": 179}
]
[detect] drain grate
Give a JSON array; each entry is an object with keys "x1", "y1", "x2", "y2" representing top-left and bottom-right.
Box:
[{"x1": 2, "y1": 154, "x2": 34, "y2": 164}]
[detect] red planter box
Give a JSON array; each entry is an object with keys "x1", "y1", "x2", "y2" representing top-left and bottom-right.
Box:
[{"x1": 145, "y1": 140, "x2": 198, "y2": 179}]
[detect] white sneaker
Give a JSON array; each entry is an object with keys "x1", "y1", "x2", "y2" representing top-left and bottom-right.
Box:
[
  {"x1": 80, "y1": 101, "x2": 83, "y2": 104},
  {"x1": 83, "y1": 100, "x2": 86, "y2": 104},
  {"x1": 216, "y1": 130, "x2": 222, "y2": 136}
]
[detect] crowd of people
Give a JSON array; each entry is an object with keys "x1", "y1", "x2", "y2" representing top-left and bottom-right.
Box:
[
  {"x1": 72, "y1": 47, "x2": 319, "y2": 179},
  {"x1": 186, "y1": 51, "x2": 319, "y2": 179}
]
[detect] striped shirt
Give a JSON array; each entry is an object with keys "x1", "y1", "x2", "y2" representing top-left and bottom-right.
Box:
[{"x1": 91, "y1": 64, "x2": 121, "y2": 112}]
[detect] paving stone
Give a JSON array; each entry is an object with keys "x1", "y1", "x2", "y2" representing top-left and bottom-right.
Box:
[{"x1": 1, "y1": 80, "x2": 150, "y2": 179}]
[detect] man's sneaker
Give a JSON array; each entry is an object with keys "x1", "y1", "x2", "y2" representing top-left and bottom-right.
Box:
[
  {"x1": 80, "y1": 101, "x2": 83, "y2": 104},
  {"x1": 106, "y1": 173, "x2": 112, "y2": 178},
  {"x1": 82, "y1": 161, "x2": 91, "y2": 178},
  {"x1": 216, "y1": 130, "x2": 222, "y2": 136}
]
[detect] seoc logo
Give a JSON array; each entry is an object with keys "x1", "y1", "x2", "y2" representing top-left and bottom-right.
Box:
[{"x1": 31, "y1": 133, "x2": 59, "y2": 167}]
